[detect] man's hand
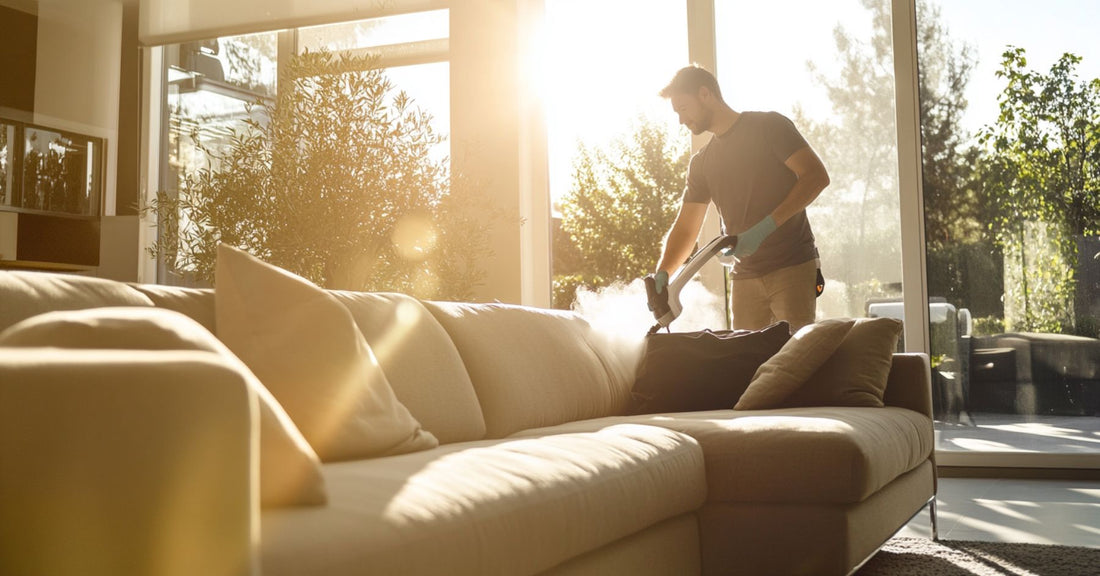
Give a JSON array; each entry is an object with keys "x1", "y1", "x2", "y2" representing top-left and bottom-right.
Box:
[
  {"x1": 654, "y1": 270, "x2": 669, "y2": 294},
  {"x1": 733, "y1": 215, "x2": 777, "y2": 258}
]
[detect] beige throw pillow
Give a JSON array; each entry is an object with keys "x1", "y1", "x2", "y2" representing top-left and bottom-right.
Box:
[
  {"x1": 0, "y1": 306, "x2": 327, "y2": 508},
  {"x1": 215, "y1": 244, "x2": 438, "y2": 461},
  {"x1": 733, "y1": 318, "x2": 857, "y2": 410},
  {"x1": 785, "y1": 317, "x2": 903, "y2": 408}
]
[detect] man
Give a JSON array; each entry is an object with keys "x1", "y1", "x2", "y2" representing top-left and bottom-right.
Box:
[{"x1": 655, "y1": 65, "x2": 829, "y2": 331}]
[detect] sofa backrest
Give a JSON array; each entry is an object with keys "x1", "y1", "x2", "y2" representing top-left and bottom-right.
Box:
[
  {"x1": 1, "y1": 271, "x2": 489, "y2": 445},
  {"x1": 0, "y1": 271, "x2": 154, "y2": 332},
  {"x1": 119, "y1": 285, "x2": 490, "y2": 443},
  {"x1": 332, "y1": 291, "x2": 487, "y2": 444},
  {"x1": 422, "y1": 301, "x2": 634, "y2": 438},
  {"x1": 129, "y1": 284, "x2": 217, "y2": 334},
  {"x1": 2, "y1": 271, "x2": 636, "y2": 443}
]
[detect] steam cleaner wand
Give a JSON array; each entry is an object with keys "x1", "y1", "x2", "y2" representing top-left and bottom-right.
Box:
[{"x1": 644, "y1": 235, "x2": 738, "y2": 334}]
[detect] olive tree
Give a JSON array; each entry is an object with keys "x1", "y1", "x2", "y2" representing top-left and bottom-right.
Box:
[{"x1": 151, "y1": 50, "x2": 497, "y2": 300}]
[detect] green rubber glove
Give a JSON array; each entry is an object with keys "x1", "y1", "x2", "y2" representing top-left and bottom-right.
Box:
[
  {"x1": 654, "y1": 270, "x2": 669, "y2": 294},
  {"x1": 733, "y1": 215, "x2": 777, "y2": 258}
]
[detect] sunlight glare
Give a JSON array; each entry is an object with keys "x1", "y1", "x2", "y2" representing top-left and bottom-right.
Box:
[
  {"x1": 541, "y1": 0, "x2": 687, "y2": 204},
  {"x1": 949, "y1": 438, "x2": 1029, "y2": 452},
  {"x1": 974, "y1": 500, "x2": 1039, "y2": 523},
  {"x1": 391, "y1": 211, "x2": 438, "y2": 262}
]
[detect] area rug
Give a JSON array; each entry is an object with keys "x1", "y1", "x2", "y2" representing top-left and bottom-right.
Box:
[{"x1": 855, "y1": 537, "x2": 1100, "y2": 576}]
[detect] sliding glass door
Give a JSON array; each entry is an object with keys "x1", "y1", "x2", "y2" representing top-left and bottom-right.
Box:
[
  {"x1": 543, "y1": 0, "x2": 696, "y2": 328},
  {"x1": 716, "y1": 0, "x2": 905, "y2": 322},
  {"x1": 915, "y1": 0, "x2": 1100, "y2": 464}
]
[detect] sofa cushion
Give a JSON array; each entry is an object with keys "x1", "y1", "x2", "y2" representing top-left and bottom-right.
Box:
[
  {"x1": 785, "y1": 317, "x2": 903, "y2": 408},
  {"x1": 215, "y1": 244, "x2": 437, "y2": 461},
  {"x1": 423, "y1": 301, "x2": 631, "y2": 438},
  {"x1": 734, "y1": 318, "x2": 856, "y2": 410},
  {"x1": 0, "y1": 270, "x2": 153, "y2": 332},
  {"x1": 0, "y1": 348, "x2": 255, "y2": 576},
  {"x1": 511, "y1": 407, "x2": 934, "y2": 505},
  {"x1": 629, "y1": 323, "x2": 790, "y2": 414},
  {"x1": 0, "y1": 306, "x2": 327, "y2": 508},
  {"x1": 332, "y1": 291, "x2": 486, "y2": 444},
  {"x1": 260, "y1": 425, "x2": 706, "y2": 576},
  {"x1": 129, "y1": 284, "x2": 217, "y2": 333}
]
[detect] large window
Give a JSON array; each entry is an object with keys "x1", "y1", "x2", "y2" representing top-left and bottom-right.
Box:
[
  {"x1": 545, "y1": 0, "x2": 906, "y2": 334},
  {"x1": 543, "y1": 0, "x2": 699, "y2": 327},
  {"x1": 155, "y1": 11, "x2": 450, "y2": 287},
  {"x1": 916, "y1": 0, "x2": 1100, "y2": 462},
  {"x1": 140, "y1": 1, "x2": 1098, "y2": 468},
  {"x1": 717, "y1": 0, "x2": 903, "y2": 321},
  {"x1": 0, "y1": 123, "x2": 12, "y2": 207},
  {"x1": 296, "y1": 9, "x2": 450, "y2": 163}
]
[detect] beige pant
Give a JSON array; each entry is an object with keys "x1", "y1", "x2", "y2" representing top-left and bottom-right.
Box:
[{"x1": 730, "y1": 259, "x2": 817, "y2": 332}]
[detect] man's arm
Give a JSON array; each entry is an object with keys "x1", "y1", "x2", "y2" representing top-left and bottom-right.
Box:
[
  {"x1": 656, "y1": 201, "x2": 709, "y2": 275},
  {"x1": 771, "y1": 146, "x2": 830, "y2": 225},
  {"x1": 732, "y1": 145, "x2": 828, "y2": 258}
]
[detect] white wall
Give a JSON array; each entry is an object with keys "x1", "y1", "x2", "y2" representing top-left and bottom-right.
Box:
[
  {"x1": 450, "y1": 0, "x2": 550, "y2": 306},
  {"x1": 32, "y1": 0, "x2": 138, "y2": 280},
  {"x1": 34, "y1": 0, "x2": 123, "y2": 216}
]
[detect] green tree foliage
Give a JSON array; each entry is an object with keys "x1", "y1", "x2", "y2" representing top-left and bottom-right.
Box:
[
  {"x1": 798, "y1": 9, "x2": 901, "y2": 290},
  {"x1": 553, "y1": 118, "x2": 689, "y2": 309},
  {"x1": 915, "y1": 2, "x2": 987, "y2": 250},
  {"x1": 151, "y1": 50, "x2": 497, "y2": 300},
  {"x1": 913, "y1": 1, "x2": 1005, "y2": 320},
  {"x1": 980, "y1": 47, "x2": 1100, "y2": 332},
  {"x1": 796, "y1": 0, "x2": 988, "y2": 315}
]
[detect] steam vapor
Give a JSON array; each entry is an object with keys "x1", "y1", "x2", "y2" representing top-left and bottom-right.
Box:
[{"x1": 572, "y1": 278, "x2": 728, "y2": 374}]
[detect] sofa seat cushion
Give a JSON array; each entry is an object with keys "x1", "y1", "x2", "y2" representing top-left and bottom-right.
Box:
[
  {"x1": 512, "y1": 407, "x2": 933, "y2": 505},
  {"x1": 260, "y1": 424, "x2": 706, "y2": 576}
]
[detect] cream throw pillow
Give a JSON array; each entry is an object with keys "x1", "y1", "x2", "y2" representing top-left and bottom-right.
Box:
[
  {"x1": 215, "y1": 244, "x2": 438, "y2": 461},
  {"x1": 785, "y1": 317, "x2": 903, "y2": 408},
  {"x1": 0, "y1": 306, "x2": 327, "y2": 508},
  {"x1": 733, "y1": 318, "x2": 856, "y2": 410}
]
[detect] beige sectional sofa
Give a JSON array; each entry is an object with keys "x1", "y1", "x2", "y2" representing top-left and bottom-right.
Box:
[{"x1": 0, "y1": 263, "x2": 936, "y2": 576}]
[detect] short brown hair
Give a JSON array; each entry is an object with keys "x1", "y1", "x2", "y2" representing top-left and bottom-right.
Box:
[{"x1": 659, "y1": 65, "x2": 723, "y2": 102}]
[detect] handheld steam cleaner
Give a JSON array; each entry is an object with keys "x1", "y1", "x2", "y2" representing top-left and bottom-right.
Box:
[
  {"x1": 644, "y1": 236, "x2": 826, "y2": 334},
  {"x1": 643, "y1": 235, "x2": 737, "y2": 335}
]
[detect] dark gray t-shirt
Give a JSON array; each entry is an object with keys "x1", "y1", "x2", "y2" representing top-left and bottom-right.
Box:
[{"x1": 684, "y1": 111, "x2": 818, "y2": 278}]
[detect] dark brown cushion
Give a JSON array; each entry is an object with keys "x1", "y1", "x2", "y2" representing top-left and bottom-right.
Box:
[{"x1": 629, "y1": 322, "x2": 791, "y2": 414}]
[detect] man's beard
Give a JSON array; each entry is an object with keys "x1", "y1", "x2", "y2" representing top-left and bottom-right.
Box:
[{"x1": 690, "y1": 108, "x2": 713, "y2": 135}]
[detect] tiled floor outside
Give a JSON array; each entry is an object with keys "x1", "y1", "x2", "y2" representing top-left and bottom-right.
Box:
[
  {"x1": 893, "y1": 412, "x2": 1100, "y2": 547},
  {"x1": 896, "y1": 477, "x2": 1100, "y2": 548},
  {"x1": 937, "y1": 412, "x2": 1100, "y2": 454}
]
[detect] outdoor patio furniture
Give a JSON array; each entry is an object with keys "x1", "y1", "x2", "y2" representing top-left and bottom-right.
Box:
[{"x1": 972, "y1": 333, "x2": 1100, "y2": 416}]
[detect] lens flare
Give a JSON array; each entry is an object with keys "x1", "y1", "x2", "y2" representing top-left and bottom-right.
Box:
[{"x1": 392, "y1": 212, "x2": 438, "y2": 261}]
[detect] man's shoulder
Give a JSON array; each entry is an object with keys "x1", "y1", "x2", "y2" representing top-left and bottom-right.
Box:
[
  {"x1": 690, "y1": 136, "x2": 715, "y2": 161},
  {"x1": 743, "y1": 110, "x2": 793, "y2": 126}
]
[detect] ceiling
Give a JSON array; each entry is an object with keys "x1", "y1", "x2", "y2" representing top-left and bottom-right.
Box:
[{"x1": 0, "y1": 0, "x2": 140, "y2": 16}]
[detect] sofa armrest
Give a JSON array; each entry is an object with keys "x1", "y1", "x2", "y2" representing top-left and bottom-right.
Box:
[
  {"x1": 882, "y1": 353, "x2": 933, "y2": 418},
  {"x1": 0, "y1": 348, "x2": 258, "y2": 576}
]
